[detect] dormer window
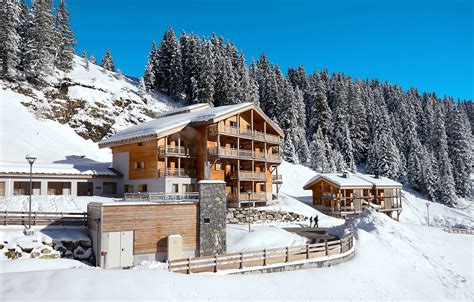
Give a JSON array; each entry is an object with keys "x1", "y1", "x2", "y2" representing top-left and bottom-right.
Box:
[{"x1": 135, "y1": 162, "x2": 145, "y2": 169}]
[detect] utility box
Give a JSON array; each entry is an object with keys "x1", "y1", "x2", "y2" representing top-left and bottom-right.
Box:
[
  {"x1": 87, "y1": 201, "x2": 200, "y2": 268},
  {"x1": 167, "y1": 234, "x2": 183, "y2": 261}
]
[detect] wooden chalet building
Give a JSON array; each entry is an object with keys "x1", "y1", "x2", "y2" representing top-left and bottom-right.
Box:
[
  {"x1": 99, "y1": 103, "x2": 284, "y2": 207},
  {"x1": 303, "y1": 172, "x2": 403, "y2": 220}
]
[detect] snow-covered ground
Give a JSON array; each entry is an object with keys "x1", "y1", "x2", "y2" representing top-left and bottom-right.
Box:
[
  {"x1": 0, "y1": 195, "x2": 115, "y2": 212},
  {"x1": 1, "y1": 162, "x2": 472, "y2": 300}
]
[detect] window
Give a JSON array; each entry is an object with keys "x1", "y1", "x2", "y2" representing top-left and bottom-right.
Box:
[
  {"x1": 137, "y1": 142, "x2": 143, "y2": 146},
  {"x1": 135, "y1": 162, "x2": 145, "y2": 169},
  {"x1": 78, "y1": 182, "x2": 93, "y2": 196},
  {"x1": 103, "y1": 182, "x2": 117, "y2": 196},
  {"x1": 230, "y1": 121, "x2": 237, "y2": 128},
  {"x1": 183, "y1": 184, "x2": 195, "y2": 192},
  {"x1": 215, "y1": 162, "x2": 222, "y2": 170},
  {"x1": 47, "y1": 182, "x2": 71, "y2": 195},
  {"x1": 0, "y1": 182, "x2": 5, "y2": 196},
  {"x1": 124, "y1": 184, "x2": 133, "y2": 193},
  {"x1": 14, "y1": 181, "x2": 41, "y2": 195},
  {"x1": 172, "y1": 184, "x2": 179, "y2": 193},
  {"x1": 137, "y1": 184, "x2": 148, "y2": 193},
  {"x1": 203, "y1": 218, "x2": 210, "y2": 224}
]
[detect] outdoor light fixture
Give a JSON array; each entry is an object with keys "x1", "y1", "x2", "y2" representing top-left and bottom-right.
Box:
[
  {"x1": 24, "y1": 154, "x2": 37, "y2": 236},
  {"x1": 247, "y1": 190, "x2": 252, "y2": 232},
  {"x1": 425, "y1": 202, "x2": 431, "y2": 227}
]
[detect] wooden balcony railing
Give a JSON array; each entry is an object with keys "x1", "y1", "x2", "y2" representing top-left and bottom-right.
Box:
[
  {"x1": 272, "y1": 174, "x2": 283, "y2": 182},
  {"x1": 158, "y1": 168, "x2": 196, "y2": 178},
  {"x1": 208, "y1": 147, "x2": 253, "y2": 159},
  {"x1": 217, "y1": 123, "x2": 280, "y2": 144},
  {"x1": 227, "y1": 192, "x2": 268, "y2": 203},
  {"x1": 266, "y1": 154, "x2": 282, "y2": 162},
  {"x1": 236, "y1": 171, "x2": 267, "y2": 181},
  {"x1": 158, "y1": 146, "x2": 195, "y2": 157}
]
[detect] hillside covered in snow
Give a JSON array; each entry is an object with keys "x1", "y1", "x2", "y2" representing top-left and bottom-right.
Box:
[{"x1": 1, "y1": 55, "x2": 175, "y2": 144}]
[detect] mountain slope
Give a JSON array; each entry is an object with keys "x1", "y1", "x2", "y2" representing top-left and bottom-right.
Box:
[{"x1": 2, "y1": 55, "x2": 175, "y2": 143}]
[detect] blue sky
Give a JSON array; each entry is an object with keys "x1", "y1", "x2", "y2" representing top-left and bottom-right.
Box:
[{"x1": 67, "y1": 0, "x2": 472, "y2": 100}]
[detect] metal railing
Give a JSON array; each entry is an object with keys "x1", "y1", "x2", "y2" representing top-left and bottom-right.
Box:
[
  {"x1": 124, "y1": 192, "x2": 199, "y2": 203},
  {"x1": 158, "y1": 168, "x2": 196, "y2": 178}
]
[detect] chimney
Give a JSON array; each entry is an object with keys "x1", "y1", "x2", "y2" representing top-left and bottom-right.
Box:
[{"x1": 342, "y1": 171, "x2": 350, "y2": 178}]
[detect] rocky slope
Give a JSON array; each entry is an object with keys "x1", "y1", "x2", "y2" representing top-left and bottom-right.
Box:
[{"x1": 1, "y1": 56, "x2": 176, "y2": 142}]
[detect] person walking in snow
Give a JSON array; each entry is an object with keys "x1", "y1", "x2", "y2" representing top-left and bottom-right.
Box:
[
  {"x1": 309, "y1": 216, "x2": 313, "y2": 228},
  {"x1": 314, "y1": 215, "x2": 319, "y2": 228}
]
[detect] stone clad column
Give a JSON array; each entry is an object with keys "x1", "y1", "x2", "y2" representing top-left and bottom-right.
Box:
[{"x1": 198, "y1": 180, "x2": 226, "y2": 256}]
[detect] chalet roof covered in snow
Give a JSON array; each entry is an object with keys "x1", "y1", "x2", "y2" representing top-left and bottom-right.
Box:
[
  {"x1": 0, "y1": 161, "x2": 119, "y2": 177},
  {"x1": 99, "y1": 102, "x2": 284, "y2": 148},
  {"x1": 303, "y1": 172, "x2": 402, "y2": 189}
]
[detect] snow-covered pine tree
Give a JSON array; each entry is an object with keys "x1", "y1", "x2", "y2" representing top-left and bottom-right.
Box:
[
  {"x1": 54, "y1": 0, "x2": 75, "y2": 72},
  {"x1": 155, "y1": 27, "x2": 180, "y2": 98},
  {"x1": 137, "y1": 77, "x2": 147, "y2": 97},
  {"x1": 256, "y1": 54, "x2": 279, "y2": 120},
  {"x1": 100, "y1": 48, "x2": 115, "y2": 71},
  {"x1": 347, "y1": 79, "x2": 369, "y2": 164},
  {"x1": 143, "y1": 41, "x2": 157, "y2": 91},
  {"x1": 89, "y1": 54, "x2": 96, "y2": 64},
  {"x1": 115, "y1": 68, "x2": 123, "y2": 80},
  {"x1": 0, "y1": 0, "x2": 21, "y2": 80},
  {"x1": 309, "y1": 128, "x2": 330, "y2": 172},
  {"x1": 445, "y1": 99, "x2": 472, "y2": 198},
  {"x1": 198, "y1": 40, "x2": 215, "y2": 104},
  {"x1": 282, "y1": 135, "x2": 298, "y2": 164},
  {"x1": 81, "y1": 49, "x2": 86, "y2": 58},
  {"x1": 419, "y1": 146, "x2": 437, "y2": 200},
  {"x1": 330, "y1": 76, "x2": 355, "y2": 171},
  {"x1": 307, "y1": 72, "x2": 332, "y2": 139},
  {"x1": 17, "y1": 0, "x2": 29, "y2": 72},
  {"x1": 432, "y1": 105, "x2": 457, "y2": 205},
  {"x1": 25, "y1": 0, "x2": 56, "y2": 81}
]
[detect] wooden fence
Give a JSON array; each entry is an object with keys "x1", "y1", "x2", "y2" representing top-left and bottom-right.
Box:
[
  {"x1": 169, "y1": 234, "x2": 354, "y2": 274},
  {"x1": 443, "y1": 227, "x2": 473, "y2": 235},
  {"x1": 0, "y1": 211, "x2": 88, "y2": 226}
]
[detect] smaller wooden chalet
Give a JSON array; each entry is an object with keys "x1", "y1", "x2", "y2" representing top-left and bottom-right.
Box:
[{"x1": 303, "y1": 172, "x2": 403, "y2": 220}]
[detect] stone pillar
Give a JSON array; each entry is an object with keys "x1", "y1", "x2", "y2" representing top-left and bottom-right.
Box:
[{"x1": 198, "y1": 180, "x2": 226, "y2": 256}]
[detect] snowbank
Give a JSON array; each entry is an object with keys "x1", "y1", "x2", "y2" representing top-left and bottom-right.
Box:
[
  {"x1": 0, "y1": 196, "x2": 116, "y2": 212},
  {"x1": 0, "y1": 258, "x2": 86, "y2": 274}
]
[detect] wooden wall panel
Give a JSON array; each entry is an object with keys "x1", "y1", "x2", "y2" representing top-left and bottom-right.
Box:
[
  {"x1": 101, "y1": 204, "x2": 199, "y2": 254},
  {"x1": 112, "y1": 140, "x2": 158, "y2": 180}
]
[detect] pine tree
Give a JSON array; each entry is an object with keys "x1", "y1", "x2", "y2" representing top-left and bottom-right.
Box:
[
  {"x1": 89, "y1": 54, "x2": 96, "y2": 64},
  {"x1": 137, "y1": 77, "x2": 146, "y2": 97},
  {"x1": 432, "y1": 106, "x2": 457, "y2": 205},
  {"x1": 198, "y1": 40, "x2": 215, "y2": 104},
  {"x1": 143, "y1": 41, "x2": 157, "y2": 91},
  {"x1": 17, "y1": 0, "x2": 29, "y2": 76},
  {"x1": 0, "y1": 0, "x2": 21, "y2": 80},
  {"x1": 54, "y1": 0, "x2": 75, "y2": 72},
  {"x1": 347, "y1": 79, "x2": 369, "y2": 164},
  {"x1": 155, "y1": 27, "x2": 181, "y2": 98},
  {"x1": 100, "y1": 48, "x2": 115, "y2": 71},
  {"x1": 307, "y1": 72, "x2": 332, "y2": 138},
  {"x1": 25, "y1": 0, "x2": 56, "y2": 81},
  {"x1": 309, "y1": 128, "x2": 331, "y2": 172}
]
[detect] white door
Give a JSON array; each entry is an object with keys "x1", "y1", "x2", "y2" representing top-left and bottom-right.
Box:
[
  {"x1": 105, "y1": 232, "x2": 121, "y2": 269},
  {"x1": 120, "y1": 231, "x2": 134, "y2": 267}
]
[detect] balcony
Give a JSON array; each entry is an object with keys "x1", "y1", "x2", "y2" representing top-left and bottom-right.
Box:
[
  {"x1": 217, "y1": 124, "x2": 252, "y2": 138},
  {"x1": 158, "y1": 168, "x2": 196, "y2": 178},
  {"x1": 229, "y1": 171, "x2": 267, "y2": 181},
  {"x1": 158, "y1": 145, "x2": 195, "y2": 158},
  {"x1": 266, "y1": 153, "x2": 282, "y2": 163},
  {"x1": 227, "y1": 192, "x2": 268, "y2": 203},
  {"x1": 272, "y1": 174, "x2": 283, "y2": 183},
  {"x1": 217, "y1": 124, "x2": 280, "y2": 144},
  {"x1": 208, "y1": 147, "x2": 253, "y2": 160}
]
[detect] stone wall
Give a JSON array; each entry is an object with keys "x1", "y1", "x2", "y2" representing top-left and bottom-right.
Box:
[
  {"x1": 226, "y1": 208, "x2": 307, "y2": 224},
  {"x1": 198, "y1": 181, "x2": 227, "y2": 256}
]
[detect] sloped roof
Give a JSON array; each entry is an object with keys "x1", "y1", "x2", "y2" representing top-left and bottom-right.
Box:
[
  {"x1": 0, "y1": 161, "x2": 118, "y2": 177},
  {"x1": 99, "y1": 102, "x2": 283, "y2": 148},
  {"x1": 303, "y1": 173, "x2": 402, "y2": 189}
]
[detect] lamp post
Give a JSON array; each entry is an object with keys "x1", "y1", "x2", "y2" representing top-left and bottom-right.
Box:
[
  {"x1": 25, "y1": 155, "x2": 37, "y2": 236},
  {"x1": 247, "y1": 190, "x2": 252, "y2": 232},
  {"x1": 425, "y1": 202, "x2": 431, "y2": 227}
]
